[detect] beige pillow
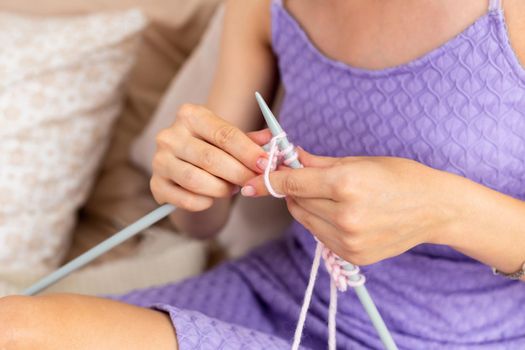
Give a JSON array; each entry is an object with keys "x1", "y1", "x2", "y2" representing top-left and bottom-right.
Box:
[
  {"x1": 0, "y1": 0, "x2": 220, "y2": 297},
  {"x1": 131, "y1": 6, "x2": 292, "y2": 258},
  {"x1": 1, "y1": 0, "x2": 222, "y2": 264},
  {"x1": 0, "y1": 10, "x2": 146, "y2": 272}
]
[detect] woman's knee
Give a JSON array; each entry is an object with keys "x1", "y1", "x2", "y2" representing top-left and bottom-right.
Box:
[
  {"x1": 0, "y1": 295, "x2": 63, "y2": 350},
  {"x1": 0, "y1": 295, "x2": 35, "y2": 348},
  {"x1": 0, "y1": 293, "x2": 178, "y2": 350}
]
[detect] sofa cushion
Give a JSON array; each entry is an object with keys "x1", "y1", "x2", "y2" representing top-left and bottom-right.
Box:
[
  {"x1": 0, "y1": 1, "x2": 221, "y2": 296},
  {"x1": 0, "y1": 0, "x2": 222, "y2": 264},
  {"x1": 0, "y1": 9, "x2": 146, "y2": 271}
]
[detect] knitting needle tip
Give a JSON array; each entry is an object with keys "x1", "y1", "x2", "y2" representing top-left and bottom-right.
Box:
[{"x1": 255, "y1": 91, "x2": 283, "y2": 137}]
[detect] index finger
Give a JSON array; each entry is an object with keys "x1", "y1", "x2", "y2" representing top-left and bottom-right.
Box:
[
  {"x1": 180, "y1": 105, "x2": 267, "y2": 173},
  {"x1": 242, "y1": 167, "x2": 335, "y2": 199}
]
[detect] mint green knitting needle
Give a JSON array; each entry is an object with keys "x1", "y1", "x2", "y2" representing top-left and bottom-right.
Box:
[
  {"x1": 22, "y1": 94, "x2": 293, "y2": 296},
  {"x1": 22, "y1": 204, "x2": 176, "y2": 296},
  {"x1": 22, "y1": 95, "x2": 281, "y2": 296},
  {"x1": 255, "y1": 92, "x2": 398, "y2": 350}
]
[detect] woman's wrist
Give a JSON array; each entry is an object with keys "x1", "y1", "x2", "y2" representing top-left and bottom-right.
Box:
[
  {"x1": 428, "y1": 172, "x2": 478, "y2": 246},
  {"x1": 423, "y1": 169, "x2": 473, "y2": 247},
  {"x1": 435, "y1": 172, "x2": 525, "y2": 275},
  {"x1": 169, "y1": 198, "x2": 233, "y2": 239}
]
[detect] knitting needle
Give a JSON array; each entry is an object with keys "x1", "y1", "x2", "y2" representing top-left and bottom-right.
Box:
[
  {"x1": 22, "y1": 95, "x2": 281, "y2": 295},
  {"x1": 22, "y1": 204, "x2": 176, "y2": 296},
  {"x1": 255, "y1": 92, "x2": 302, "y2": 169},
  {"x1": 22, "y1": 95, "x2": 277, "y2": 296},
  {"x1": 255, "y1": 92, "x2": 398, "y2": 350}
]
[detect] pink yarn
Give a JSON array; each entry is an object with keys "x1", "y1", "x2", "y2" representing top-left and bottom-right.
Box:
[
  {"x1": 262, "y1": 134, "x2": 366, "y2": 350},
  {"x1": 263, "y1": 132, "x2": 301, "y2": 198},
  {"x1": 322, "y1": 245, "x2": 366, "y2": 292}
]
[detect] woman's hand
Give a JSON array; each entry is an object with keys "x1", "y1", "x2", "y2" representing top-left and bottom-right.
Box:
[
  {"x1": 151, "y1": 104, "x2": 267, "y2": 212},
  {"x1": 242, "y1": 148, "x2": 465, "y2": 265}
]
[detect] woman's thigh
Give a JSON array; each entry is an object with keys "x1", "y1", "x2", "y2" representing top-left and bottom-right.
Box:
[{"x1": 0, "y1": 293, "x2": 178, "y2": 350}]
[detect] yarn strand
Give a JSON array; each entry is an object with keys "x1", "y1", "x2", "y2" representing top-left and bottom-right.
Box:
[
  {"x1": 264, "y1": 133, "x2": 287, "y2": 198},
  {"x1": 262, "y1": 133, "x2": 365, "y2": 350},
  {"x1": 328, "y1": 279, "x2": 338, "y2": 350},
  {"x1": 292, "y1": 242, "x2": 323, "y2": 350}
]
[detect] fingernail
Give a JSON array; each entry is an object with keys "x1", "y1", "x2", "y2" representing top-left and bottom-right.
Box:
[
  {"x1": 231, "y1": 186, "x2": 240, "y2": 196},
  {"x1": 256, "y1": 157, "x2": 269, "y2": 171},
  {"x1": 241, "y1": 185, "x2": 256, "y2": 197}
]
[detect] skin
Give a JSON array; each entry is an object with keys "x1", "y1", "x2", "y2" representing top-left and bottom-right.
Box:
[
  {"x1": 2, "y1": 0, "x2": 525, "y2": 348},
  {"x1": 0, "y1": 294, "x2": 177, "y2": 349}
]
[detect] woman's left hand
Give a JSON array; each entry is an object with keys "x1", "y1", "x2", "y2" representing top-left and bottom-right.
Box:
[{"x1": 242, "y1": 147, "x2": 465, "y2": 265}]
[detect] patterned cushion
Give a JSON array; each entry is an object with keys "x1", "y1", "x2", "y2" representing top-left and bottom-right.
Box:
[{"x1": 0, "y1": 10, "x2": 146, "y2": 271}]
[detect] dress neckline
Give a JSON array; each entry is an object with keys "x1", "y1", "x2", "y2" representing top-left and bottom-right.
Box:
[{"x1": 273, "y1": 3, "x2": 502, "y2": 78}]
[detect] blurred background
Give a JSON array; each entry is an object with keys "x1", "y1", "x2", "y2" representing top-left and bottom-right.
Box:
[{"x1": 0, "y1": 0, "x2": 291, "y2": 297}]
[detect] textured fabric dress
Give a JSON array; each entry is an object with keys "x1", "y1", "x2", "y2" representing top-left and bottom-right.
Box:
[{"x1": 115, "y1": 0, "x2": 525, "y2": 348}]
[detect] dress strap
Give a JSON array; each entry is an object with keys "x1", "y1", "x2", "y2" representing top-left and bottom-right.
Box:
[
  {"x1": 488, "y1": 0, "x2": 502, "y2": 12},
  {"x1": 273, "y1": 0, "x2": 283, "y2": 6}
]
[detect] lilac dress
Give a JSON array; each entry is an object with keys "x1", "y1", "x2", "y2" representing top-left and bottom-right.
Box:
[{"x1": 116, "y1": 0, "x2": 525, "y2": 348}]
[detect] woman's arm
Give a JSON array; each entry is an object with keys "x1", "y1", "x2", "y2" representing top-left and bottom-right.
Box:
[
  {"x1": 441, "y1": 176, "x2": 525, "y2": 281},
  {"x1": 165, "y1": 0, "x2": 278, "y2": 237}
]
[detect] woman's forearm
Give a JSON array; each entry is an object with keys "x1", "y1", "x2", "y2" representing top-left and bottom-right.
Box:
[
  {"x1": 170, "y1": 198, "x2": 233, "y2": 238},
  {"x1": 437, "y1": 173, "x2": 525, "y2": 280}
]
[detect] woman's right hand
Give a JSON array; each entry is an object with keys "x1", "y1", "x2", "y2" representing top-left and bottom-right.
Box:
[{"x1": 150, "y1": 104, "x2": 270, "y2": 212}]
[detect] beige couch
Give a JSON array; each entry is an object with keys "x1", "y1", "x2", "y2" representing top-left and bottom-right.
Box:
[
  {"x1": 0, "y1": 0, "x2": 221, "y2": 295},
  {"x1": 1, "y1": 0, "x2": 292, "y2": 296}
]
